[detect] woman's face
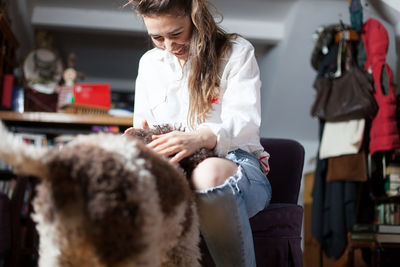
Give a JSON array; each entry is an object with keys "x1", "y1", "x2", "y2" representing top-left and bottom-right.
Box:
[{"x1": 143, "y1": 13, "x2": 193, "y2": 61}]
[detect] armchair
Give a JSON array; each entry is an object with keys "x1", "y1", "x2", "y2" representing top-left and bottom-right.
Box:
[{"x1": 201, "y1": 138, "x2": 305, "y2": 267}]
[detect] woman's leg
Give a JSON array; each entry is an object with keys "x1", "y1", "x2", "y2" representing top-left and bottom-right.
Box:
[
  {"x1": 191, "y1": 157, "x2": 237, "y2": 190},
  {"x1": 192, "y1": 150, "x2": 271, "y2": 267}
]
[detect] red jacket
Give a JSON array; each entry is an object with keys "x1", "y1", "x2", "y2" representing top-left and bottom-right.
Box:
[{"x1": 361, "y1": 18, "x2": 400, "y2": 154}]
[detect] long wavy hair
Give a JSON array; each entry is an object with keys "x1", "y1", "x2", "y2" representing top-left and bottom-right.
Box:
[{"x1": 125, "y1": 0, "x2": 237, "y2": 128}]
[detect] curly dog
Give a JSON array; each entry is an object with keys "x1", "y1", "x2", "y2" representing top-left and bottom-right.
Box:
[{"x1": 0, "y1": 121, "x2": 201, "y2": 267}]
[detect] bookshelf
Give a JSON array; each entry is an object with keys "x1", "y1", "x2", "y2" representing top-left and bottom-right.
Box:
[
  {"x1": 0, "y1": 111, "x2": 133, "y2": 267},
  {"x1": 0, "y1": 111, "x2": 133, "y2": 135},
  {"x1": 345, "y1": 151, "x2": 400, "y2": 266}
]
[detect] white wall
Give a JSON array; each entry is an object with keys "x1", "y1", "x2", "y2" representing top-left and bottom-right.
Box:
[{"x1": 8, "y1": 0, "x2": 35, "y2": 64}]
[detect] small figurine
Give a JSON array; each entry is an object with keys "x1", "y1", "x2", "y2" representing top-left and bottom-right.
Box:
[{"x1": 62, "y1": 52, "x2": 85, "y2": 86}]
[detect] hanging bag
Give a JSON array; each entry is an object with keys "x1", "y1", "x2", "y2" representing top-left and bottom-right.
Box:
[{"x1": 310, "y1": 39, "x2": 378, "y2": 121}]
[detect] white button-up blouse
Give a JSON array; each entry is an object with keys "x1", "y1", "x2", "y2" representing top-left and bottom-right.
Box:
[{"x1": 133, "y1": 36, "x2": 270, "y2": 173}]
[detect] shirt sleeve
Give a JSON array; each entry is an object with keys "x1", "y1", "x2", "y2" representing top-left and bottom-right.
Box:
[
  {"x1": 199, "y1": 42, "x2": 262, "y2": 156},
  {"x1": 133, "y1": 58, "x2": 154, "y2": 129}
]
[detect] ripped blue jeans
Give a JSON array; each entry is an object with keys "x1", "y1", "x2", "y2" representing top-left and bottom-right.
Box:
[{"x1": 195, "y1": 149, "x2": 272, "y2": 267}]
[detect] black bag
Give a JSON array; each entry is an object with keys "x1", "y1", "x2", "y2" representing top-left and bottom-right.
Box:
[
  {"x1": 311, "y1": 24, "x2": 350, "y2": 71},
  {"x1": 310, "y1": 41, "x2": 378, "y2": 121}
]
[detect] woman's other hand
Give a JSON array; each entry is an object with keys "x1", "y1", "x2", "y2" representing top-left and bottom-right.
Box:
[{"x1": 147, "y1": 127, "x2": 216, "y2": 163}]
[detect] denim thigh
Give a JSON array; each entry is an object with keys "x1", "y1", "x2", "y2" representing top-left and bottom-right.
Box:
[{"x1": 225, "y1": 149, "x2": 272, "y2": 218}]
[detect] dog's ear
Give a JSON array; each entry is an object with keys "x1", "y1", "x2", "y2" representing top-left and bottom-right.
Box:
[{"x1": 0, "y1": 121, "x2": 50, "y2": 180}]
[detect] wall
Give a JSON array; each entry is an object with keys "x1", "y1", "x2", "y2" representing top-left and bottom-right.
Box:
[
  {"x1": 7, "y1": 0, "x2": 34, "y2": 64},
  {"x1": 50, "y1": 30, "x2": 149, "y2": 92}
]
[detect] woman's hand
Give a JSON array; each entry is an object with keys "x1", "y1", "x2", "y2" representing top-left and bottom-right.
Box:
[
  {"x1": 147, "y1": 127, "x2": 217, "y2": 163},
  {"x1": 123, "y1": 120, "x2": 149, "y2": 135}
]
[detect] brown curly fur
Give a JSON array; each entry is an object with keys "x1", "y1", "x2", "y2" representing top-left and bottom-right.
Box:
[
  {"x1": 0, "y1": 122, "x2": 200, "y2": 267},
  {"x1": 126, "y1": 124, "x2": 215, "y2": 180}
]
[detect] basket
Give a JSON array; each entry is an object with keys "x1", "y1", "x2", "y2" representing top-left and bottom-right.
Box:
[{"x1": 60, "y1": 103, "x2": 109, "y2": 115}]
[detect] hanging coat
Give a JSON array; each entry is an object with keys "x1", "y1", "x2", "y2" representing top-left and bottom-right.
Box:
[{"x1": 361, "y1": 18, "x2": 400, "y2": 155}]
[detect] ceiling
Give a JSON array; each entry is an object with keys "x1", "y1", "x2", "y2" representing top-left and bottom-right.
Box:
[
  {"x1": 28, "y1": 0, "x2": 400, "y2": 40},
  {"x1": 30, "y1": 0, "x2": 298, "y2": 42}
]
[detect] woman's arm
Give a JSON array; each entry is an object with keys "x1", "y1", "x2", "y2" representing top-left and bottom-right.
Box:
[{"x1": 199, "y1": 39, "x2": 262, "y2": 156}]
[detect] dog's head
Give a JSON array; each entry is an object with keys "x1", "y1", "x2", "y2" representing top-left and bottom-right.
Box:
[{"x1": 125, "y1": 124, "x2": 215, "y2": 179}]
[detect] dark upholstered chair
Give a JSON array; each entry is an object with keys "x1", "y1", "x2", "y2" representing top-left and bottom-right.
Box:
[{"x1": 200, "y1": 138, "x2": 305, "y2": 267}]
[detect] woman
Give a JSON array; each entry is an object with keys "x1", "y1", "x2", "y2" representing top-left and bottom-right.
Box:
[{"x1": 125, "y1": 0, "x2": 271, "y2": 266}]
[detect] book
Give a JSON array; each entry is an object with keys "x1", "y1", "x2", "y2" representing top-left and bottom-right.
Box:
[
  {"x1": 350, "y1": 231, "x2": 400, "y2": 243},
  {"x1": 386, "y1": 189, "x2": 399, "y2": 197},
  {"x1": 15, "y1": 133, "x2": 47, "y2": 147},
  {"x1": 1, "y1": 74, "x2": 14, "y2": 108},
  {"x1": 376, "y1": 233, "x2": 400, "y2": 243},
  {"x1": 386, "y1": 164, "x2": 400, "y2": 175},
  {"x1": 385, "y1": 181, "x2": 400, "y2": 191},
  {"x1": 6, "y1": 179, "x2": 16, "y2": 199},
  {"x1": 387, "y1": 173, "x2": 400, "y2": 182},
  {"x1": 353, "y1": 224, "x2": 400, "y2": 234},
  {"x1": 374, "y1": 203, "x2": 400, "y2": 224},
  {"x1": 350, "y1": 232, "x2": 375, "y2": 241}
]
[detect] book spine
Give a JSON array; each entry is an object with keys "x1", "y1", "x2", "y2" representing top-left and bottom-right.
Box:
[
  {"x1": 352, "y1": 224, "x2": 378, "y2": 232},
  {"x1": 376, "y1": 204, "x2": 385, "y2": 224},
  {"x1": 386, "y1": 165, "x2": 400, "y2": 175},
  {"x1": 387, "y1": 182, "x2": 400, "y2": 190},
  {"x1": 387, "y1": 173, "x2": 400, "y2": 182},
  {"x1": 376, "y1": 233, "x2": 400, "y2": 243},
  {"x1": 395, "y1": 204, "x2": 400, "y2": 225},
  {"x1": 350, "y1": 232, "x2": 376, "y2": 241}
]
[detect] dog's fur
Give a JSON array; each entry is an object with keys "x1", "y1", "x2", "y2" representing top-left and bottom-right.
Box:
[
  {"x1": 125, "y1": 124, "x2": 215, "y2": 180},
  {"x1": 0, "y1": 121, "x2": 200, "y2": 267}
]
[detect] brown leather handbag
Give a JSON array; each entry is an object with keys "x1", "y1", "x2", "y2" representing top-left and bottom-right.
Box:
[{"x1": 310, "y1": 41, "x2": 378, "y2": 121}]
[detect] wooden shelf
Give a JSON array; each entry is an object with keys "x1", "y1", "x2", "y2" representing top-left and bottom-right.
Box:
[{"x1": 0, "y1": 111, "x2": 133, "y2": 126}]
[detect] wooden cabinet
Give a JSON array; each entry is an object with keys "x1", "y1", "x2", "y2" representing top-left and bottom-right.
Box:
[{"x1": 302, "y1": 172, "x2": 322, "y2": 267}]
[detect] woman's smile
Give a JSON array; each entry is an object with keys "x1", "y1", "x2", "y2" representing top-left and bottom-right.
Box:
[
  {"x1": 143, "y1": 13, "x2": 192, "y2": 61},
  {"x1": 172, "y1": 45, "x2": 188, "y2": 57}
]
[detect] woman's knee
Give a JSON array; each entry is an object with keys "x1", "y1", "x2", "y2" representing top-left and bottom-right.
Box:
[{"x1": 191, "y1": 157, "x2": 237, "y2": 190}]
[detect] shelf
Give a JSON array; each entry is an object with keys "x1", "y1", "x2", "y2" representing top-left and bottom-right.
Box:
[
  {"x1": 371, "y1": 194, "x2": 400, "y2": 204},
  {"x1": 0, "y1": 111, "x2": 133, "y2": 126},
  {"x1": 0, "y1": 169, "x2": 14, "y2": 180}
]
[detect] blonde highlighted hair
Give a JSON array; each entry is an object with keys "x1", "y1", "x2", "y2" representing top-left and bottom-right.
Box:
[{"x1": 125, "y1": 0, "x2": 237, "y2": 128}]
